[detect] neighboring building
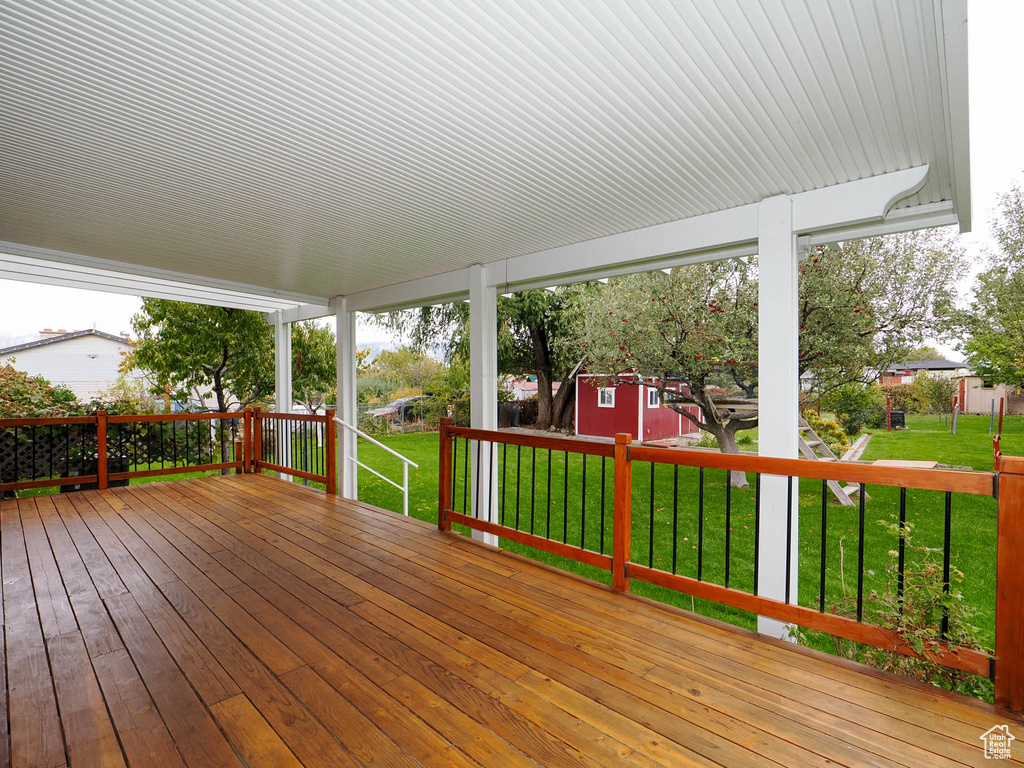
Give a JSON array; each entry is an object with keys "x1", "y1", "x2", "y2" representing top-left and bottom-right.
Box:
[
  {"x1": 879, "y1": 359, "x2": 968, "y2": 385},
  {"x1": 576, "y1": 373, "x2": 700, "y2": 441},
  {"x1": 508, "y1": 376, "x2": 560, "y2": 401},
  {"x1": 0, "y1": 329, "x2": 138, "y2": 402},
  {"x1": 955, "y1": 376, "x2": 1024, "y2": 415}
]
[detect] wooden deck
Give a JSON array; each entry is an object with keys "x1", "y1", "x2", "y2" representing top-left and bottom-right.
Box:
[{"x1": 1, "y1": 475, "x2": 1019, "y2": 768}]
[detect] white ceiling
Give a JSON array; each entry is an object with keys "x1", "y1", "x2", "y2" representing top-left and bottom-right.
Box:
[{"x1": 0, "y1": 0, "x2": 969, "y2": 306}]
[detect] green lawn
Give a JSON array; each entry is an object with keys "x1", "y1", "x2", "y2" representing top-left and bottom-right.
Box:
[{"x1": 356, "y1": 415, "x2": 1012, "y2": 660}]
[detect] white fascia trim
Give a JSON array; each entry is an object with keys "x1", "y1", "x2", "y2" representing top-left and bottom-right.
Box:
[
  {"x1": 344, "y1": 267, "x2": 472, "y2": 313},
  {"x1": 935, "y1": 0, "x2": 972, "y2": 233},
  {"x1": 0, "y1": 241, "x2": 328, "y2": 308},
  {"x1": 341, "y1": 168, "x2": 932, "y2": 312},
  {"x1": 806, "y1": 201, "x2": 958, "y2": 246},
  {"x1": 265, "y1": 303, "x2": 337, "y2": 324},
  {"x1": 0, "y1": 252, "x2": 302, "y2": 312}
]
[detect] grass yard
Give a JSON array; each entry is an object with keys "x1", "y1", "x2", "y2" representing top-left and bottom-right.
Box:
[{"x1": 357, "y1": 414, "x2": 1015, "y2": 669}]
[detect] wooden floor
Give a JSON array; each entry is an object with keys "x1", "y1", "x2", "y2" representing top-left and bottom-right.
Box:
[{"x1": 1, "y1": 476, "x2": 1020, "y2": 768}]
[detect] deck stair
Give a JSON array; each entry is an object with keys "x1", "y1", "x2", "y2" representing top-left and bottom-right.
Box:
[{"x1": 798, "y1": 413, "x2": 862, "y2": 506}]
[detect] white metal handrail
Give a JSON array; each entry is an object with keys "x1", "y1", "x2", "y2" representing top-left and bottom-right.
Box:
[{"x1": 334, "y1": 417, "x2": 419, "y2": 516}]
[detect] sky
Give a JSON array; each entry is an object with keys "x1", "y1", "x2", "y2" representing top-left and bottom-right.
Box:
[{"x1": 1, "y1": 1, "x2": 1021, "y2": 357}]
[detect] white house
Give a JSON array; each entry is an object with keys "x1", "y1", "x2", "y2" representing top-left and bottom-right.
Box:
[{"x1": 0, "y1": 329, "x2": 138, "y2": 402}]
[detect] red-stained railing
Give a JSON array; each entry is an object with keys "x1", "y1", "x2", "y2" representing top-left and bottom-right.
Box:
[
  {"x1": 437, "y1": 418, "x2": 1024, "y2": 710},
  {"x1": 1, "y1": 408, "x2": 336, "y2": 496}
]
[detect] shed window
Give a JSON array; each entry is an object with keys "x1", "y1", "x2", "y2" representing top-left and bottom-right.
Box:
[
  {"x1": 982, "y1": 380, "x2": 994, "y2": 389},
  {"x1": 598, "y1": 388, "x2": 615, "y2": 407},
  {"x1": 647, "y1": 388, "x2": 661, "y2": 408}
]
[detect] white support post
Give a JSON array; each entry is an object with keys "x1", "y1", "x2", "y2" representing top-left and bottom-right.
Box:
[
  {"x1": 273, "y1": 311, "x2": 293, "y2": 480},
  {"x1": 757, "y1": 195, "x2": 800, "y2": 639},
  {"x1": 469, "y1": 264, "x2": 499, "y2": 546},
  {"x1": 333, "y1": 297, "x2": 358, "y2": 500}
]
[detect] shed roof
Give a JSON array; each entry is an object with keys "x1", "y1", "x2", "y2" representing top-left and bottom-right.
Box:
[{"x1": 0, "y1": 1, "x2": 970, "y2": 308}]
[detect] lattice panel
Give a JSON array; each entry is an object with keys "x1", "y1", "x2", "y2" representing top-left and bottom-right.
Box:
[{"x1": 0, "y1": 425, "x2": 98, "y2": 483}]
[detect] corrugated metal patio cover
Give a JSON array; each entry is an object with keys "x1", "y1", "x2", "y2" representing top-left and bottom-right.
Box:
[{"x1": 0, "y1": 1, "x2": 969, "y2": 303}]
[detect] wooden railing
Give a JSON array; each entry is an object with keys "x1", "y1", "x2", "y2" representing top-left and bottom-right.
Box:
[
  {"x1": 1, "y1": 408, "x2": 336, "y2": 496},
  {"x1": 251, "y1": 408, "x2": 337, "y2": 494},
  {"x1": 437, "y1": 419, "x2": 1024, "y2": 710}
]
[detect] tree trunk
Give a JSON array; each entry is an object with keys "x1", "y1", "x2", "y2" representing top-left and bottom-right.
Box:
[
  {"x1": 712, "y1": 426, "x2": 750, "y2": 489},
  {"x1": 531, "y1": 325, "x2": 555, "y2": 431},
  {"x1": 535, "y1": 367, "x2": 554, "y2": 431},
  {"x1": 555, "y1": 378, "x2": 577, "y2": 431},
  {"x1": 214, "y1": 379, "x2": 231, "y2": 475}
]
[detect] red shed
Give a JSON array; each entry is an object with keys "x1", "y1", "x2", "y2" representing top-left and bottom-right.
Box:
[{"x1": 575, "y1": 374, "x2": 701, "y2": 442}]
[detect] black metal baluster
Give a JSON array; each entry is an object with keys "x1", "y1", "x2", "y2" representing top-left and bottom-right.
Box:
[
  {"x1": 14, "y1": 427, "x2": 19, "y2": 483},
  {"x1": 172, "y1": 421, "x2": 178, "y2": 467},
  {"x1": 649, "y1": 462, "x2": 656, "y2": 568},
  {"x1": 184, "y1": 418, "x2": 190, "y2": 466},
  {"x1": 725, "y1": 472, "x2": 732, "y2": 588},
  {"x1": 754, "y1": 474, "x2": 761, "y2": 595},
  {"x1": 671, "y1": 465, "x2": 679, "y2": 574},
  {"x1": 65, "y1": 424, "x2": 71, "y2": 478},
  {"x1": 48, "y1": 425, "x2": 54, "y2": 480},
  {"x1": 785, "y1": 477, "x2": 793, "y2": 604},
  {"x1": 546, "y1": 449, "x2": 552, "y2": 539},
  {"x1": 857, "y1": 484, "x2": 866, "y2": 622},
  {"x1": 942, "y1": 491, "x2": 953, "y2": 639},
  {"x1": 31, "y1": 425, "x2": 36, "y2": 480},
  {"x1": 562, "y1": 451, "x2": 569, "y2": 544},
  {"x1": 487, "y1": 441, "x2": 494, "y2": 524},
  {"x1": 474, "y1": 440, "x2": 482, "y2": 518},
  {"x1": 501, "y1": 443, "x2": 508, "y2": 527},
  {"x1": 697, "y1": 467, "x2": 704, "y2": 581},
  {"x1": 820, "y1": 479, "x2": 828, "y2": 613},
  {"x1": 897, "y1": 487, "x2": 907, "y2": 611},
  {"x1": 580, "y1": 455, "x2": 587, "y2": 550},
  {"x1": 600, "y1": 457, "x2": 607, "y2": 555},
  {"x1": 462, "y1": 437, "x2": 469, "y2": 514},
  {"x1": 530, "y1": 447, "x2": 537, "y2": 534}
]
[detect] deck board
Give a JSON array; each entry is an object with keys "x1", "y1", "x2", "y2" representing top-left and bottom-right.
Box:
[{"x1": 2, "y1": 473, "x2": 1021, "y2": 767}]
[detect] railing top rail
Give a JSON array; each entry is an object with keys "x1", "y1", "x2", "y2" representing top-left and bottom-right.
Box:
[
  {"x1": 630, "y1": 444, "x2": 995, "y2": 496},
  {"x1": 254, "y1": 411, "x2": 330, "y2": 423},
  {"x1": 446, "y1": 425, "x2": 994, "y2": 497},
  {"x1": 334, "y1": 417, "x2": 419, "y2": 468},
  {"x1": 0, "y1": 416, "x2": 98, "y2": 427},
  {"x1": 447, "y1": 425, "x2": 616, "y2": 458},
  {"x1": 107, "y1": 412, "x2": 240, "y2": 423}
]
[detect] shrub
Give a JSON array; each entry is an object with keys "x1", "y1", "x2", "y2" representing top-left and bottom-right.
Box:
[
  {"x1": 795, "y1": 519, "x2": 993, "y2": 701},
  {"x1": 820, "y1": 384, "x2": 884, "y2": 436},
  {"x1": 517, "y1": 397, "x2": 539, "y2": 426},
  {"x1": 879, "y1": 383, "x2": 914, "y2": 413},
  {"x1": 802, "y1": 410, "x2": 850, "y2": 455},
  {"x1": 909, "y1": 371, "x2": 956, "y2": 422}
]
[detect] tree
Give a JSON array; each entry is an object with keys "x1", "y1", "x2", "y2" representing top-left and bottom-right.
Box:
[
  {"x1": 131, "y1": 300, "x2": 275, "y2": 463},
  {"x1": 291, "y1": 321, "x2": 337, "y2": 413},
  {"x1": 131, "y1": 300, "x2": 275, "y2": 419},
  {"x1": 0, "y1": 362, "x2": 80, "y2": 418},
  {"x1": 572, "y1": 230, "x2": 966, "y2": 486},
  {"x1": 374, "y1": 288, "x2": 586, "y2": 431},
  {"x1": 903, "y1": 346, "x2": 950, "y2": 362},
  {"x1": 960, "y1": 185, "x2": 1024, "y2": 389}
]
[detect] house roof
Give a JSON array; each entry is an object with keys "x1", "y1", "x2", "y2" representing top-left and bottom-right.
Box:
[
  {"x1": 888, "y1": 359, "x2": 967, "y2": 372},
  {"x1": 0, "y1": 1, "x2": 970, "y2": 310},
  {"x1": 0, "y1": 329, "x2": 134, "y2": 356}
]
